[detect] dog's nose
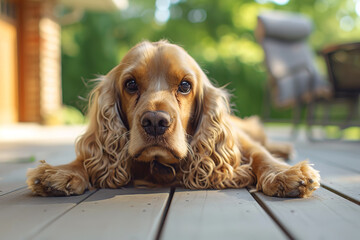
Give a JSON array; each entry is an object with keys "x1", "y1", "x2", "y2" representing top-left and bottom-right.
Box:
[{"x1": 141, "y1": 111, "x2": 171, "y2": 136}]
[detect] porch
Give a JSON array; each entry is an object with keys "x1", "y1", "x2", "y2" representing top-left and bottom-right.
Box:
[{"x1": 0, "y1": 125, "x2": 359, "y2": 240}]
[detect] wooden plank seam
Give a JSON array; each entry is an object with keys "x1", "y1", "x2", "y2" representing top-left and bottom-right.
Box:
[
  {"x1": 0, "y1": 186, "x2": 27, "y2": 197},
  {"x1": 155, "y1": 187, "x2": 175, "y2": 240},
  {"x1": 249, "y1": 189, "x2": 294, "y2": 240},
  {"x1": 321, "y1": 184, "x2": 360, "y2": 205}
]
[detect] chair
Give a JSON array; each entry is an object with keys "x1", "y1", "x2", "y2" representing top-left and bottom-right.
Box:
[
  {"x1": 255, "y1": 11, "x2": 360, "y2": 140},
  {"x1": 307, "y1": 42, "x2": 360, "y2": 138},
  {"x1": 255, "y1": 11, "x2": 331, "y2": 137}
]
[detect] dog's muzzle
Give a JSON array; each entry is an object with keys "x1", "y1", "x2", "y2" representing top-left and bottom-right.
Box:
[{"x1": 141, "y1": 111, "x2": 171, "y2": 137}]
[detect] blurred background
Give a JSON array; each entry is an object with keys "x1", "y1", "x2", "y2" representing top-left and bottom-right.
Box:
[{"x1": 0, "y1": 0, "x2": 359, "y2": 127}]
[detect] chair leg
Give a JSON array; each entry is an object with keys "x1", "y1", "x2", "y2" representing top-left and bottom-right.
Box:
[
  {"x1": 320, "y1": 100, "x2": 343, "y2": 140},
  {"x1": 341, "y1": 97, "x2": 358, "y2": 129},
  {"x1": 323, "y1": 100, "x2": 331, "y2": 126},
  {"x1": 291, "y1": 103, "x2": 302, "y2": 139},
  {"x1": 306, "y1": 101, "x2": 316, "y2": 141}
]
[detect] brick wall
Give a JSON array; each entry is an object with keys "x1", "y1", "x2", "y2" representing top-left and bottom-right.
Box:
[
  {"x1": 0, "y1": 0, "x2": 18, "y2": 124},
  {"x1": 0, "y1": 18, "x2": 18, "y2": 124},
  {"x1": 18, "y1": 0, "x2": 62, "y2": 123}
]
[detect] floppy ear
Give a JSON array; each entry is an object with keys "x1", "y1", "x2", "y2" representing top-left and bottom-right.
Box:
[
  {"x1": 76, "y1": 70, "x2": 131, "y2": 188},
  {"x1": 182, "y1": 74, "x2": 252, "y2": 189}
]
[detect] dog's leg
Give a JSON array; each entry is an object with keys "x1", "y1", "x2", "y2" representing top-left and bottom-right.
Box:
[
  {"x1": 26, "y1": 158, "x2": 89, "y2": 196},
  {"x1": 264, "y1": 141, "x2": 294, "y2": 160},
  {"x1": 231, "y1": 116, "x2": 293, "y2": 160},
  {"x1": 238, "y1": 133, "x2": 320, "y2": 198}
]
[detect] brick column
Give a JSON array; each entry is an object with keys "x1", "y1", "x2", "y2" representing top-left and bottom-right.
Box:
[{"x1": 18, "y1": 0, "x2": 62, "y2": 123}]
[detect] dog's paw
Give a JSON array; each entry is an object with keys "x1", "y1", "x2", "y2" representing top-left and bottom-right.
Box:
[
  {"x1": 26, "y1": 160, "x2": 88, "y2": 197},
  {"x1": 261, "y1": 161, "x2": 320, "y2": 198}
]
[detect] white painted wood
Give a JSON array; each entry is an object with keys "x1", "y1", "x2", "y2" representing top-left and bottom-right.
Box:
[
  {"x1": 35, "y1": 188, "x2": 170, "y2": 240},
  {"x1": 0, "y1": 188, "x2": 94, "y2": 240},
  {"x1": 161, "y1": 189, "x2": 287, "y2": 240},
  {"x1": 255, "y1": 188, "x2": 360, "y2": 240}
]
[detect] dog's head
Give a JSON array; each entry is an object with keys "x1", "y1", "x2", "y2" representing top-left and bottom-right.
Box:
[
  {"x1": 78, "y1": 40, "x2": 239, "y2": 188},
  {"x1": 118, "y1": 41, "x2": 200, "y2": 164}
]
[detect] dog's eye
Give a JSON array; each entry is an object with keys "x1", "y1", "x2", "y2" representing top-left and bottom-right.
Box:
[
  {"x1": 178, "y1": 81, "x2": 191, "y2": 94},
  {"x1": 125, "y1": 79, "x2": 138, "y2": 93}
]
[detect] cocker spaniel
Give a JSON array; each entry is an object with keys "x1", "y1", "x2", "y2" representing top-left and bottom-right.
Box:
[{"x1": 27, "y1": 40, "x2": 320, "y2": 198}]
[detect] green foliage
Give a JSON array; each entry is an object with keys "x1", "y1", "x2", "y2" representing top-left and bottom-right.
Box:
[
  {"x1": 61, "y1": 0, "x2": 360, "y2": 119},
  {"x1": 44, "y1": 105, "x2": 87, "y2": 125}
]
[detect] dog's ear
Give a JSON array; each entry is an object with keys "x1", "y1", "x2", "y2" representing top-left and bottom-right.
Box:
[
  {"x1": 183, "y1": 72, "x2": 249, "y2": 189},
  {"x1": 76, "y1": 69, "x2": 131, "y2": 188}
]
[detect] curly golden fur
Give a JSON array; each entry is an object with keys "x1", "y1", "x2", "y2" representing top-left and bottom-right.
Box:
[{"x1": 27, "y1": 40, "x2": 320, "y2": 198}]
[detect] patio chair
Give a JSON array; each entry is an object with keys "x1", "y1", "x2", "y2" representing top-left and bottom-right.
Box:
[
  {"x1": 307, "y1": 42, "x2": 360, "y2": 138},
  {"x1": 255, "y1": 11, "x2": 334, "y2": 139}
]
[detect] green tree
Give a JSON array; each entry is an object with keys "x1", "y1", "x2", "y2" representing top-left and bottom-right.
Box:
[{"x1": 61, "y1": 0, "x2": 360, "y2": 118}]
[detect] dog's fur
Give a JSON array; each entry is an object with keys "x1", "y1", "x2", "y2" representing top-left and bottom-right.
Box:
[{"x1": 27, "y1": 40, "x2": 320, "y2": 197}]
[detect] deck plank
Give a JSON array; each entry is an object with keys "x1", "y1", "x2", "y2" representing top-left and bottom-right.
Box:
[
  {"x1": 295, "y1": 142, "x2": 360, "y2": 173},
  {"x1": 294, "y1": 145, "x2": 360, "y2": 203},
  {"x1": 316, "y1": 162, "x2": 359, "y2": 203},
  {"x1": 301, "y1": 160, "x2": 359, "y2": 204},
  {"x1": 35, "y1": 188, "x2": 170, "y2": 240},
  {"x1": 254, "y1": 188, "x2": 360, "y2": 240},
  {"x1": 0, "y1": 145, "x2": 76, "y2": 196},
  {"x1": 1, "y1": 126, "x2": 359, "y2": 240},
  {"x1": 161, "y1": 189, "x2": 287, "y2": 240},
  {"x1": 0, "y1": 162, "x2": 35, "y2": 196},
  {"x1": 0, "y1": 188, "x2": 94, "y2": 240}
]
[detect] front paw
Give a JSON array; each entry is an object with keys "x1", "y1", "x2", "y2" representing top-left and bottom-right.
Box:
[
  {"x1": 26, "y1": 160, "x2": 88, "y2": 197},
  {"x1": 261, "y1": 161, "x2": 320, "y2": 198}
]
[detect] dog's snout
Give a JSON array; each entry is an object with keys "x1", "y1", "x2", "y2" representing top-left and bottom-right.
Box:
[{"x1": 141, "y1": 111, "x2": 171, "y2": 136}]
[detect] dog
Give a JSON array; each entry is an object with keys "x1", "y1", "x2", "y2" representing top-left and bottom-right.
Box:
[{"x1": 27, "y1": 40, "x2": 320, "y2": 197}]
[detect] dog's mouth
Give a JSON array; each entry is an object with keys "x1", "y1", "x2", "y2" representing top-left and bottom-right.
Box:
[
  {"x1": 131, "y1": 145, "x2": 185, "y2": 186},
  {"x1": 150, "y1": 160, "x2": 178, "y2": 176},
  {"x1": 133, "y1": 145, "x2": 181, "y2": 164},
  {"x1": 132, "y1": 159, "x2": 180, "y2": 186}
]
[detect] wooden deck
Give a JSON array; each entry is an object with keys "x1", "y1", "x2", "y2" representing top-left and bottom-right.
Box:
[{"x1": 0, "y1": 126, "x2": 359, "y2": 240}]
